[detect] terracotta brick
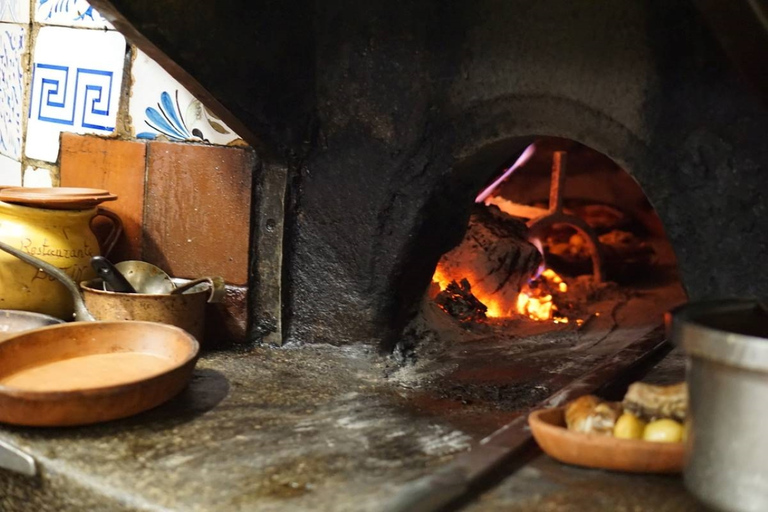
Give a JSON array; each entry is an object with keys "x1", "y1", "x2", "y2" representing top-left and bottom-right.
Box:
[
  {"x1": 145, "y1": 141, "x2": 254, "y2": 284},
  {"x1": 60, "y1": 134, "x2": 147, "y2": 261}
]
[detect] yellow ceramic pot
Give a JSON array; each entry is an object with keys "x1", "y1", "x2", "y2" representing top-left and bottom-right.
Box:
[{"x1": 0, "y1": 201, "x2": 121, "y2": 319}]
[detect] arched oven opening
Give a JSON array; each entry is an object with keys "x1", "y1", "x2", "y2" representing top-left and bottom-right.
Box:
[{"x1": 394, "y1": 138, "x2": 686, "y2": 426}]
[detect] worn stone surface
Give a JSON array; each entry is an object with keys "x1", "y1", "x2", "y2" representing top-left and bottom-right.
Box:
[
  {"x1": 0, "y1": 346, "x2": 474, "y2": 512},
  {"x1": 88, "y1": 1, "x2": 768, "y2": 350},
  {"x1": 0, "y1": 342, "x2": 698, "y2": 512}
]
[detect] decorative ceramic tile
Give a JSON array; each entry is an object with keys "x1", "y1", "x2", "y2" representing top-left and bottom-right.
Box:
[
  {"x1": 23, "y1": 165, "x2": 53, "y2": 187},
  {"x1": 35, "y1": 0, "x2": 111, "y2": 29},
  {"x1": 26, "y1": 27, "x2": 125, "y2": 162},
  {"x1": 130, "y1": 50, "x2": 241, "y2": 145},
  {"x1": 0, "y1": 0, "x2": 29, "y2": 23},
  {"x1": 0, "y1": 23, "x2": 25, "y2": 161},
  {"x1": 0, "y1": 153, "x2": 21, "y2": 185}
]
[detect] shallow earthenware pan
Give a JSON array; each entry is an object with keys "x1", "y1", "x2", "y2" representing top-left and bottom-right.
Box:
[
  {"x1": 528, "y1": 407, "x2": 684, "y2": 474},
  {"x1": 0, "y1": 321, "x2": 199, "y2": 427}
]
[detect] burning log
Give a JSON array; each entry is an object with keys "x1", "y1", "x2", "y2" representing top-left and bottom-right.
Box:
[
  {"x1": 434, "y1": 279, "x2": 488, "y2": 324},
  {"x1": 434, "y1": 205, "x2": 543, "y2": 317}
]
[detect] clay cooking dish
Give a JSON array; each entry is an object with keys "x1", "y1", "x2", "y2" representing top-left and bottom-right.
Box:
[
  {"x1": 528, "y1": 407, "x2": 684, "y2": 473},
  {"x1": 0, "y1": 187, "x2": 117, "y2": 210},
  {"x1": 0, "y1": 321, "x2": 199, "y2": 426}
]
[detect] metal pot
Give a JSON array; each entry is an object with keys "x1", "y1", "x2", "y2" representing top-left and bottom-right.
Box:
[
  {"x1": 668, "y1": 299, "x2": 768, "y2": 512},
  {"x1": 80, "y1": 278, "x2": 221, "y2": 345}
]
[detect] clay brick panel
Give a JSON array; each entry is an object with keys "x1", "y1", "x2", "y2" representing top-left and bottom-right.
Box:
[
  {"x1": 59, "y1": 133, "x2": 147, "y2": 261},
  {"x1": 144, "y1": 141, "x2": 254, "y2": 284}
]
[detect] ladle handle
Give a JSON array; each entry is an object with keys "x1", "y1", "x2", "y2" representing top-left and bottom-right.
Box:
[
  {"x1": 90, "y1": 256, "x2": 136, "y2": 293},
  {"x1": 171, "y1": 276, "x2": 226, "y2": 303},
  {"x1": 0, "y1": 240, "x2": 95, "y2": 322}
]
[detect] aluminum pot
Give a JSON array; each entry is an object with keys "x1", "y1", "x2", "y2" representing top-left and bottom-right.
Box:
[{"x1": 668, "y1": 299, "x2": 768, "y2": 512}]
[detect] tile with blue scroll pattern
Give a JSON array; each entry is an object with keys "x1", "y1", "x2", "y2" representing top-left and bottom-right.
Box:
[
  {"x1": 35, "y1": 0, "x2": 111, "y2": 29},
  {"x1": 0, "y1": 0, "x2": 29, "y2": 23},
  {"x1": 26, "y1": 26, "x2": 125, "y2": 162},
  {"x1": 0, "y1": 23, "x2": 26, "y2": 161},
  {"x1": 130, "y1": 49, "x2": 241, "y2": 145}
]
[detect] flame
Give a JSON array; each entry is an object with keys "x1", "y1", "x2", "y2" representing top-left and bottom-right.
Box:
[
  {"x1": 515, "y1": 268, "x2": 569, "y2": 322},
  {"x1": 431, "y1": 266, "x2": 452, "y2": 291},
  {"x1": 431, "y1": 263, "x2": 570, "y2": 323}
]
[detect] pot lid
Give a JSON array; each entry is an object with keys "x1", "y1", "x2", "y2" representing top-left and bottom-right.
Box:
[{"x1": 0, "y1": 187, "x2": 118, "y2": 210}]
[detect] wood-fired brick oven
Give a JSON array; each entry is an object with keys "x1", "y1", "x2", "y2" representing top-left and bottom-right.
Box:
[{"x1": 89, "y1": 0, "x2": 768, "y2": 348}]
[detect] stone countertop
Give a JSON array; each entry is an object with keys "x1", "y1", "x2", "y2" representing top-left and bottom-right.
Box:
[{"x1": 0, "y1": 344, "x2": 699, "y2": 512}]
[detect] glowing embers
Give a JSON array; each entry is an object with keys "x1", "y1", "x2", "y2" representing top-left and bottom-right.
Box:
[
  {"x1": 431, "y1": 264, "x2": 570, "y2": 324},
  {"x1": 516, "y1": 269, "x2": 569, "y2": 323}
]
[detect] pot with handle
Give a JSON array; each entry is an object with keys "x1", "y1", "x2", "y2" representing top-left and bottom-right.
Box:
[{"x1": 0, "y1": 197, "x2": 121, "y2": 319}]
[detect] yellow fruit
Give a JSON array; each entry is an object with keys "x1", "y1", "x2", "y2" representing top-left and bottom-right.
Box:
[
  {"x1": 643, "y1": 419, "x2": 684, "y2": 443},
  {"x1": 613, "y1": 412, "x2": 646, "y2": 440}
]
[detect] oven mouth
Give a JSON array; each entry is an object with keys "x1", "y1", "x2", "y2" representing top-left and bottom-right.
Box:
[{"x1": 421, "y1": 136, "x2": 685, "y2": 338}]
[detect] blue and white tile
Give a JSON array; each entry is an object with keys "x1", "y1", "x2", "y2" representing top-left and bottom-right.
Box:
[
  {"x1": 26, "y1": 27, "x2": 125, "y2": 163},
  {"x1": 0, "y1": 153, "x2": 21, "y2": 185},
  {"x1": 130, "y1": 49, "x2": 241, "y2": 146},
  {"x1": 0, "y1": 0, "x2": 29, "y2": 23},
  {"x1": 23, "y1": 165, "x2": 53, "y2": 187},
  {"x1": 35, "y1": 0, "x2": 111, "y2": 29},
  {"x1": 0, "y1": 23, "x2": 26, "y2": 161}
]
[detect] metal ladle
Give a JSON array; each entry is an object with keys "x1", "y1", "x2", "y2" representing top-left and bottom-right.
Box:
[{"x1": 113, "y1": 261, "x2": 176, "y2": 295}]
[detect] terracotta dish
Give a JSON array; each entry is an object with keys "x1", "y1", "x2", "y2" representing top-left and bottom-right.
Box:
[
  {"x1": 0, "y1": 187, "x2": 117, "y2": 210},
  {"x1": 0, "y1": 321, "x2": 199, "y2": 427},
  {"x1": 528, "y1": 407, "x2": 685, "y2": 473}
]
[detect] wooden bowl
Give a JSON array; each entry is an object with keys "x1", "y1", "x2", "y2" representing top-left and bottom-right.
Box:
[
  {"x1": 0, "y1": 321, "x2": 199, "y2": 427},
  {"x1": 528, "y1": 407, "x2": 685, "y2": 473}
]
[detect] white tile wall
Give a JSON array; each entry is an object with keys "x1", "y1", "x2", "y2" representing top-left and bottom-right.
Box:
[
  {"x1": 0, "y1": 153, "x2": 21, "y2": 185},
  {"x1": 0, "y1": 0, "x2": 29, "y2": 23},
  {"x1": 0, "y1": 23, "x2": 26, "y2": 161},
  {"x1": 23, "y1": 165, "x2": 52, "y2": 187},
  {"x1": 34, "y1": 0, "x2": 111, "y2": 29},
  {"x1": 26, "y1": 26, "x2": 125, "y2": 162},
  {"x1": 130, "y1": 50, "x2": 240, "y2": 146}
]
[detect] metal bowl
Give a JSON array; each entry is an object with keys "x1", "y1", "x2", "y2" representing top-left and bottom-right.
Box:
[{"x1": 0, "y1": 310, "x2": 64, "y2": 342}]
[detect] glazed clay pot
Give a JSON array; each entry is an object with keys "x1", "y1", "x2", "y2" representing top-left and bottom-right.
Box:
[{"x1": 0, "y1": 201, "x2": 120, "y2": 319}]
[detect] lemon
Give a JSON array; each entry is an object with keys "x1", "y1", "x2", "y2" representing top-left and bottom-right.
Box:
[
  {"x1": 643, "y1": 419, "x2": 684, "y2": 443},
  {"x1": 613, "y1": 412, "x2": 646, "y2": 440}
]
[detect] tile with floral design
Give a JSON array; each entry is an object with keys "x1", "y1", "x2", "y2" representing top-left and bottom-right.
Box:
[
  {"x1": 130, "y1": 49, "x2": 242, "y2": 146},
  {"x1": 35, "y1": 0, "x2": 112, "y2": 29}
]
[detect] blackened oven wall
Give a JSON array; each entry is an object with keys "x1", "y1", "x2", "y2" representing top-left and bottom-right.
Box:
[{"x1": 289, "y1": 0, "x2": 768, "y2": 348}]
